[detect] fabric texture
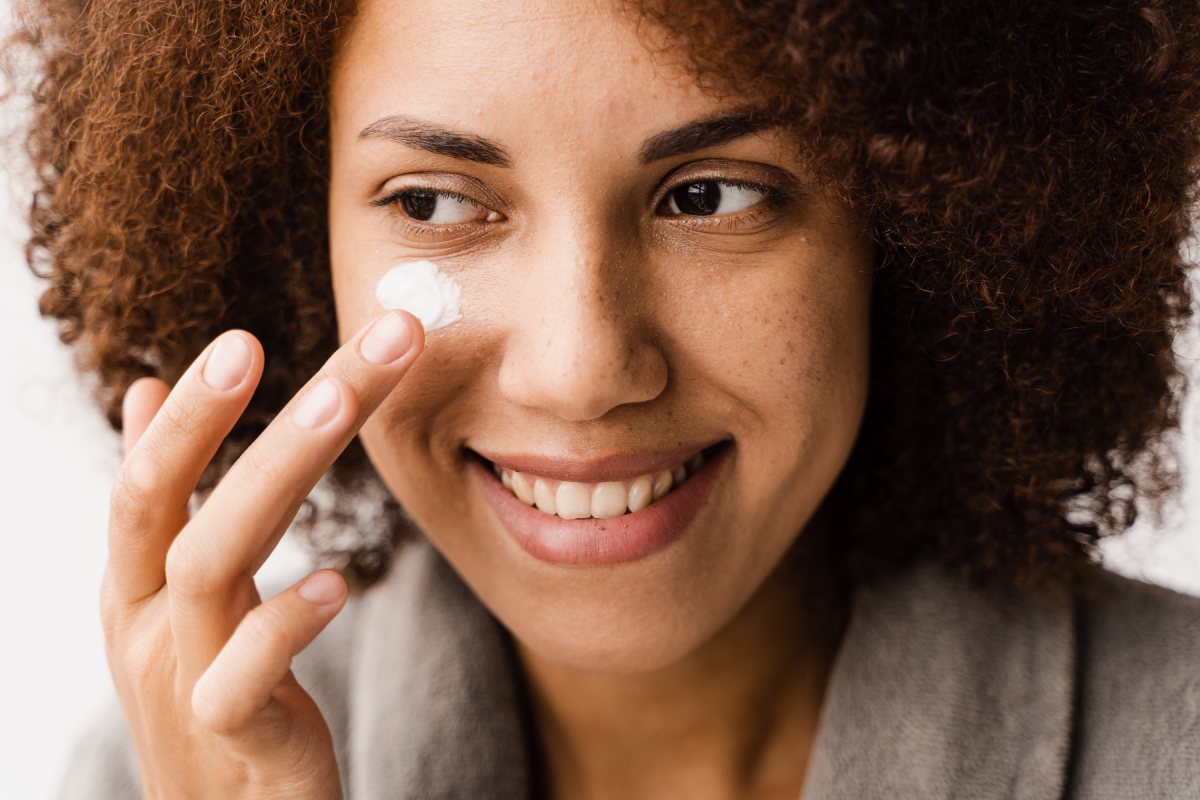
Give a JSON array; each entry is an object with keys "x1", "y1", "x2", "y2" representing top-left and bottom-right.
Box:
[{"x1": 58, "y1": 534, "x2": 1200, "y2": 799}]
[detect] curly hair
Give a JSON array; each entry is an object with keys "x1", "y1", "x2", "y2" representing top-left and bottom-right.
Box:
[{"x1": 6, "y1": 0, "x2": 1199, "y2": 601}]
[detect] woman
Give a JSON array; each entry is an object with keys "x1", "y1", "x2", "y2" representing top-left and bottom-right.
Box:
[{"x1": 9, "y1": 0, "x2": 1200, "y2": 797}]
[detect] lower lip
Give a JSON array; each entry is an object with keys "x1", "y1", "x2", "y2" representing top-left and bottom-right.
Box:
[{"x1": 469, "y1": 444, "x2": 731, "y2": 568}]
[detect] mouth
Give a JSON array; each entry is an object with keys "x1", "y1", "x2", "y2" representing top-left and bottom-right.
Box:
[
  {"x1": 465, "y1": 440, "x2": 733, "y2": 567},
  {"x1": 465, "y1": 441, "x2": 727, "y2": 521}
]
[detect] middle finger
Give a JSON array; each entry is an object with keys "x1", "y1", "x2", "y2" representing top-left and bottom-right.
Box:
[{"x1": 167, "y1": 309, "x2": 423, "y2": 689}]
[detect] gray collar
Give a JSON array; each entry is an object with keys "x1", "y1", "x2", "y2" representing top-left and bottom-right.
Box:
[{"x1": 345, "y1": 538, "x2": 1075, "y2": 799}]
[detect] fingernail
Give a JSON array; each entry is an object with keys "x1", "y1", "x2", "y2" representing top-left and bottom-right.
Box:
[
  {"x1": 360, "y1": 312, "x2": 414, "y2": 365},
  {"x1": 202, "y1": 334, "x2": 251, "y2": 391},
  {"x1": 298, "y1": 571, "x2": 344, "y2": 604},
  {"x1": 292, "y1": 378, "x2": 340, "y2": 429}
]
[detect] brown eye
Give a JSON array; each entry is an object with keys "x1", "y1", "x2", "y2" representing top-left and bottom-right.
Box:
[
  {"x1": 390, "y1": 189, "x2": 490, "y2": 224},
  {"x1": 662, "y1": 180, "x2": 772, "y2": 217},
  {"x1": 399, "y1": 190, "x2": 437, "y2": 221}
]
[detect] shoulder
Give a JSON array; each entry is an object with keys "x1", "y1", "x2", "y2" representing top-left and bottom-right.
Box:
[
  {"x1": 1080, "y1": 565, "x2": 1200, "y2": 655},
  {"x1": 1069, "y1": 566, "x2": 1200, "y2": 798},
  {"x1": 1078, "y1": 565, "x2": 1200, "y2": 690}
]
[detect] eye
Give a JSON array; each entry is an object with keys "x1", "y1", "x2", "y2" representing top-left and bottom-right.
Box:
[
  {"x1": 379, "y1": 188, "x2": 495, "y2": 224},
  {"x1": 660, "y1": 180, "x2": 772, "y2": 217}
]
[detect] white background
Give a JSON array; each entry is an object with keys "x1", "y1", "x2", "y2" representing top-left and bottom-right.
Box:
[{"x1": 1, "y1": 12, "x2": 1199, "y2": 800}]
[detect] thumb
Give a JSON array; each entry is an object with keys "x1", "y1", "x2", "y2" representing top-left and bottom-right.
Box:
[{"x1": 122, "y1": 376, "x2": 172, "y2": 458}]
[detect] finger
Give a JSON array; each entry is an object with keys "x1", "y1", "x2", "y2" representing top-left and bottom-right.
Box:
[
  {"x1": 190, "y1": 569, "x2": 347, "y2": 737},
  {"x1": 122, "y1": 377, "x2": 171, "y2": 457},
  {"x1": 106, "y1": 331, "x2": 264, "y2": 606},
  {"x1": 167, "y1": 309, "x2": 423, "y2": 688}
]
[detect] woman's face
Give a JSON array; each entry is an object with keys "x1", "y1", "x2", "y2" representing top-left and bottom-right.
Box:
[{"x1": 327, "y1": 0, "x2": 874, "y2": 673}]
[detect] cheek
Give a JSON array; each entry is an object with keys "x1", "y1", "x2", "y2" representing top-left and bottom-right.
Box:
[
  {"x1": 665, "y1": 256, "x2": 872, "y2": 435},
  {"x1": 329, "y1": 213, "x2": 378, "y2": 345},
  {"x1": 359, "y1": 322, "x2": 496, "y2": 462},
  {"x1": 661, "y1": 250, "x2": 871, "y2": 578}
]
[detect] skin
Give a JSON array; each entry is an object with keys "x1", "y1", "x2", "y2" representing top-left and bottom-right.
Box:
[
  {"x1": 103, "y1": 0, "x2": 872, "y2": 797},
  {"x1": 109, "y1": 311, "x2": 426, "y2": 798},
  {"x1": 326, "y1": 0, "x2": 875, "y2": 798}
]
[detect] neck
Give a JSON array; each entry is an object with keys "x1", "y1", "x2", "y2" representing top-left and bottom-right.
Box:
[{"x1": 516, "y1": 513, "x2": 849, "y2": 800}]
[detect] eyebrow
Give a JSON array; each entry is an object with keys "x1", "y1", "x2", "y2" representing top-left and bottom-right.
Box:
[
  {"x1": 637, "y1": 108, "x2": 776, "y2": 164},
  {"x1": 356, "y1": 108, "x2": 777, "y2": 168},
  {"x1": 358, "y1": 115, "x2": 513, "y2": 167}
]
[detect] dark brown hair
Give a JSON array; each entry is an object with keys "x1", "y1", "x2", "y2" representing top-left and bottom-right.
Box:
[{"x1": 7, "y1": 0, "x2": 1200, "y2": 601}]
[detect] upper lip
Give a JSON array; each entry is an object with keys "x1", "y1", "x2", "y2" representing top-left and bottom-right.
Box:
[{"x1": 470, "y1": 441, "x2": 725, "y2": 484}]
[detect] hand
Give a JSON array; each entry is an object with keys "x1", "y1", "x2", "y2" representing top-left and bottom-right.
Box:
[{"x1": 99, "y1": 310, "x2": 424, "y2": 799}]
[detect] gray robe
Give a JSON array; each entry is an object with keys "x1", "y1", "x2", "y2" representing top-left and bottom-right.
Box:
[{"x1": 58, "y1": 535, "x2": 1200, "y2": 799}]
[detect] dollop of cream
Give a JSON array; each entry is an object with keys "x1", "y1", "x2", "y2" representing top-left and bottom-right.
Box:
[{"x1": 374, "y1": 259, "x2": 463, "y2": 332}]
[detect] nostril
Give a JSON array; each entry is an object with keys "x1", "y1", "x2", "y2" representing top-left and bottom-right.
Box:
[{"x1": 495, "y1": 311, "x2": 668, "y2": 421}]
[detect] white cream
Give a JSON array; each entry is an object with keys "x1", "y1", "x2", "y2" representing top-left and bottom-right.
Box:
[{"x1": 374, "y1": 259, "x2": 463, "y2": 332}]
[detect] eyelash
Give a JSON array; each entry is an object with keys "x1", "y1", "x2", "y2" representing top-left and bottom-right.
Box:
[
  {"x1": 371, "y1": 177, "x2": 791, "y2": 237},
  {"x1": 370, "y1": 188, "x2": 485, "y2": 239},
  {"x1": 670, "y1": 179, "x2": 789, "y2": 229},
  {"x1": 370, "y1": 188, "x2": 482, "y2": 214}
]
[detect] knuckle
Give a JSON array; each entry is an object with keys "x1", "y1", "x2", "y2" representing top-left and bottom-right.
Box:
[
  {"x1": 241, "y1": 602, "x2": 293, "y2": 650},
  {"x1": 251, "y1": 695, "x2": 296, "y2": 744},
  {"x1": 115, "y1": 627, "x2": 171, "y2": 687},
  {"x1": 157, "y1": 394, "x2": 203, "y2": 437},
  {"x1": 108, "y1": 463, "x2": 161, "y2": 532},
  {"x1": 238, "y1": 448, "x2": 283, "y2": 487},
  {"x1": 164, "y1": 538, "x2": 222, "y2": 597},
  {"x1": 191, "y1": 674, "x2": 242, "y2": 735},
  {"x1": 111, "y1": 400, "x2": 203, "y2": 530},
  {"x1": 117, "y1": 648, "x2": 154, "y2": 687}
]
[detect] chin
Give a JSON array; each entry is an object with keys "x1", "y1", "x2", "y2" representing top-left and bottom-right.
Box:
[
  {"x1": 492, "y1": 551, "x2": 773, "y2": 676},
  {"x1": 510, "y1": 604, "x2": 726, "y2": 676}
]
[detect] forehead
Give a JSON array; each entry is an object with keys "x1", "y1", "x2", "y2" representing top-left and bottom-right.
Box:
[{"x1": 329, "y1": 0, "x2": 726, "y2": 155}]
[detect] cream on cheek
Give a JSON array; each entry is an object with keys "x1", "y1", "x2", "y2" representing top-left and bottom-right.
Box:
[{"x1": 374, "y1": 258, "x2": 464, "y2": 331}]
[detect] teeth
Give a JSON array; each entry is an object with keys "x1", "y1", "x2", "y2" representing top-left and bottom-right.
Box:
[
  {"x1": 533, "y1": 478, "x2": 557, "y2": 514},
  {"x1": 627, "y1": 475, "x2": 653, "y2": 513},
  {"x1": 510, "y1": 471, "x2": 535, "y2": 505},
  {"x1": 591, "y1": 482, "x2": 627, "y2": 519},
  {"x1": 555, "y1": 481, "x2": 591, "y2": 519},
  {"x1": 651, "y1": 470, "x2": 673, "y2": 500},
  {"x1": 492, "y1": 452, "x2": 708, "y2": 520}
]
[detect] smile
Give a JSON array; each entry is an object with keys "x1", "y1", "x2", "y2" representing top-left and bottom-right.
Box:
[
  {"x1": 489, "y1": 453, "x2": 706, "y2": 520},
  {"x1": 467, "y1": 442, "x2": 732, "y2": 567}
]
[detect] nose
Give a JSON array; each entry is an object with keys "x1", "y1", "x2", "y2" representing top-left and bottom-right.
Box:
[{"x1": 497, "y1": 223, "x2": 668, "y2": 422}]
